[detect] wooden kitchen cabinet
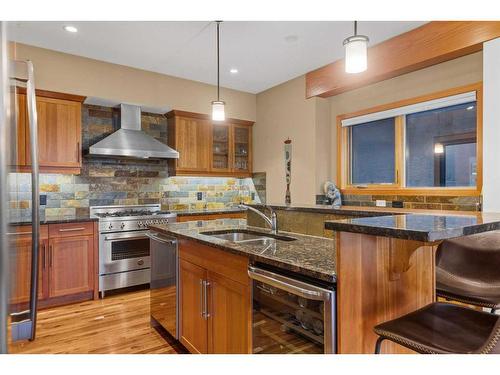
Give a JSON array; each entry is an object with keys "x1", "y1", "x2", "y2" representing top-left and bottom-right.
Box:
[
  {"x1": 9, "y1": 221, "x2": 97, "y2": 311},
  {"x1": 231, "y1": 124, "x2": 252, "y2": 174},
  {"x1": 167, "y1": 112, "x2": 211, "y2": 175},
  {"x1": 179, "y1": 239, "x2": 252, "y2": 354},
  {"x1": 15, "y1": 89, "x2": 86, "y2": 174},
  {"x1": 166, "y1": 110, "x2": 254, "y2": 177},
  {"x1": 179, "y1": 259, "x2": 208, "y2": 354},
  {"x1": 8, "y1": 225, "x2": 49, "y2": 307},
  {"x1": 48, "y1": 234, "x2": 94, "y2": 298},
  {"x1": 207, "y1": 270, "x2": 251, "y2": 354}
]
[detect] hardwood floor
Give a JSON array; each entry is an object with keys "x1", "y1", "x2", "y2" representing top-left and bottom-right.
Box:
[{"x1": 9, "y1": 289, "x2": 185, "y2": 354}]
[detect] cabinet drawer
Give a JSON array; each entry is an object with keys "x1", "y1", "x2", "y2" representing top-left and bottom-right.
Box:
[
  {"x1": 179, "y1": 239, "x2": 249, "y2": 285},
  {"x1": 9, "y1": 224, "x2": 48, "y2": 239},
  {"x1": 49, "y1": 222, "x2": 94, "y2": 238}
]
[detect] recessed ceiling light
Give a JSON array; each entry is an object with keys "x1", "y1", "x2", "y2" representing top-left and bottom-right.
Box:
[
  {"x1": 230, "y1": 68, "x2": 238, "y2": 74},
  {"x1": 284, "y1": 35, "x2": 298, "y2": 43},
  {"x1": 63, "y1": 25, "x2": 78, "y2": 33}
]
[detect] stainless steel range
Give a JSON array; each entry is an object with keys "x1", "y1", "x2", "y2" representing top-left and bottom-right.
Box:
[{"x1": 90, "y1": 204, "x2": 177, "y2": 297}]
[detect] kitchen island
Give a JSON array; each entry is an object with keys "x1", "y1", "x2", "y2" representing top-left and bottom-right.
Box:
[
  {"x1": 150, "y1": 218, "x2": 336, "y2": 354},
  {"x1": 325, "y1": 212, "x2": 500, "y2": 354}
]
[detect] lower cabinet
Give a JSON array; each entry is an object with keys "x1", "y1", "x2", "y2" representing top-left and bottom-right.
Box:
[
  {"x1": 179, "y1": 239, "x2": 251, "y2": 354},
  {"x1": 48, "y1": 234, "x2": 94, "y2": 298},
  {"x1": 9, "y1": 222, "x2": 96, "y2": 310}
]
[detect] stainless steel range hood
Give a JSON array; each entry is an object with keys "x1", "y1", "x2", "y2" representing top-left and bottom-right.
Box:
[{"x1": 89, "y1": 104, "x2": 179, "y2": 159}]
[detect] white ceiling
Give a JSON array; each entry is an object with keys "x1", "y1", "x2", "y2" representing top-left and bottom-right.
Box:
[{"x1": 9, "y1": 21, "x2": 426, "y2": 94}]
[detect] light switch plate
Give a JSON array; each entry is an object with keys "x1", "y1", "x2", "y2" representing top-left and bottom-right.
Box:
[{"x1": 375, "y1": 200, "x2": 386, "y2": 207}]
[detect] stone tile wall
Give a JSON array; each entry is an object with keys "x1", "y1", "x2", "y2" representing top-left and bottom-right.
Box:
[{"x1": 316, "y1": 193, "x2": 481, "y2": 211}]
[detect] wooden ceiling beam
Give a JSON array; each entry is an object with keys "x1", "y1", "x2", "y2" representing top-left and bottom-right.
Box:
[{"x1": 305, "y1": 21, "x2": 500, "y2": 99}]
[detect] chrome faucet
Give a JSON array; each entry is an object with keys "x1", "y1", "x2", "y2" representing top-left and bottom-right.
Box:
[{"x1": 238, "y1": 203, "x2": 278, "y2": 234}]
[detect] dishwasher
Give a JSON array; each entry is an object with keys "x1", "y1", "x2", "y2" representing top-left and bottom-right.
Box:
[
  {"x1": 149, "y1": 231, "x2": 178, "y2": 339},
  {"x1": 248, "y1": 265, "x2": 336, "y2": 354}
]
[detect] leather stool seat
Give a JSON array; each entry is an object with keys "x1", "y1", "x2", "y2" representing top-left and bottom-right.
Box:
[
  {"x1": 373, "y1": 302, "x2": 500, "y2": 354},
  {"x1": 436, "y1": 231, "x2": 500, "y2": 310}
]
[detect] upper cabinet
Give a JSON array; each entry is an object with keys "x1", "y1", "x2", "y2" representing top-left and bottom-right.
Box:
[
  {"x1": 166, "y1": 110, "x2": 254, "y2": 177},
  {"x1": 15, "y1": 89, "x2": 85, "y2": 174}
]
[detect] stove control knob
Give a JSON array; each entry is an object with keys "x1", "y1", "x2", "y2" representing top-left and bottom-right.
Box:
[
  {"x1": 138, "y1": 222, "x2": 143, "y2": 228},
  {"x1": 108, "y1": 224, "x2": 113, "y2": 230},
  {"x1": 121, "y1": 223, "x2": 125, "y2": 229}
]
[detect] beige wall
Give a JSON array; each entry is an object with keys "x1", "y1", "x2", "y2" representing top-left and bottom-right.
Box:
[
  {"x1": 15, "y1": 43, "x2": 256, "y2": 121},
  {"x1": 254, "y1": 52, "x2": 483, "y2": 204},
  {"x1": 254, "y1": 76, "x2": 329, "y2": 204}
]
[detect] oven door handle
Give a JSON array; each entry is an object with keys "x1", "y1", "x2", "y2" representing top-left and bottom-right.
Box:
[
  {"x1": 248, "y1": 266, "x2": 333, "y2": 302},
  {"x1": 103, "y1": 232, "x2": 150, "y2": 241}
]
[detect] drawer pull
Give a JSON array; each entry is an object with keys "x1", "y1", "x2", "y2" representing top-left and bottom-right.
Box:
[{"x1": 58, "y1": 227, "x2": 85, "y2": 232}]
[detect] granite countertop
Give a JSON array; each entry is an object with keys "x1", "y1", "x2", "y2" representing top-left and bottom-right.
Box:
[
  {"x1": 173, "y1": 207, "x2": 246, "y2": 216},
  {"x1": 251, "y1": 202, "x2": 480, "y2": 217},
  {"x1": 150, "y1": 219, "x2": 336, "y2": 283},
  {"x1": 325, "y1": 213, "x2": 500, "y2": 242},
  {"x1": 10, "y1": 214, "x2": 98, "y2": 226}
]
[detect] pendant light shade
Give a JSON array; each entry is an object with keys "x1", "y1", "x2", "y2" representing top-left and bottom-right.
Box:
[
  {"x1": 211, "y1": 21, "x2": 226, "y2": 121},
  {"x1": 343, "y1": 21, "x2": 369, "y2": 74},
  {"x1": 211, "y1": 100, "x2": 226, "y2": 121}
]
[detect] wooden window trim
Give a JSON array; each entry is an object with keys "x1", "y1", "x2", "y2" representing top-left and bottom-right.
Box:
[{"x1": 337, "y1": 82, "x2": 483, "y2": 197}]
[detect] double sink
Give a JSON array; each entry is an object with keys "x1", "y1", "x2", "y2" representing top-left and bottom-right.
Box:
[{"x1": 200, "y1": 229, "x2": 297, "y2": 245}]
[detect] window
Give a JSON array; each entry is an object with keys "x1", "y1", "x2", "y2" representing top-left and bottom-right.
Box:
[
  {"x1": 405, "y1": 102, "x2": 477, "y2": 187},
  {"x1": 350, "y1": 118, "x2": 395, "y2": 185},
  {"x1": 338, "y1": 83, "x2": 481, "y2": 195}
]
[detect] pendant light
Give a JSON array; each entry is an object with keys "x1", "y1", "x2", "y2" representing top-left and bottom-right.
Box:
[
  {"x1": 211, "y1": 21, "x2": 225, "y2": 121},
  {"x1": 343, "y1": 21, "x2": 369, "y2": 74}
]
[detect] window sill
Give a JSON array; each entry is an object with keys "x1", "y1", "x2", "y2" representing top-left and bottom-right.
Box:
[{"x1": 340, "y1": 187, "x2": 481, "y2": 197}]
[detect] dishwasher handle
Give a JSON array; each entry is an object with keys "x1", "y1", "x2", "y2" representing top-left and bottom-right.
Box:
[
  {"x1": 147, "y1": 232, "x2": 177, "y2": 245},
  {"x1": 248, "y1": 266, "x2": 333, "y2": 302}
]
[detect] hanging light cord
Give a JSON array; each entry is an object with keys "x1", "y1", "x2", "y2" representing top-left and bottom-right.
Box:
[{"x1": 216, "y1": 20, "x2": 221, "y2": 101}]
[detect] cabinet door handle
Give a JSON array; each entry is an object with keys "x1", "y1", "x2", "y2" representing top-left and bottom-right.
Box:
[
  {"x1": 42, "y1": 243, "x2": 46, "y2": 270},
  {"x1": 58, "y1": 227, "x2": 85, "y2": 232},
  {"x1": 49, "y1": 245, "x2": 53, "y2": 268},
  {"x1": 200, "y1": 279, "x2": 205, "y2": 318},
  {"x1": 204, "y1": 281, "x2": 210, "y2": 318},
  {"x1": 77, "y1": 142, "x2": 80, "y2": 163}
]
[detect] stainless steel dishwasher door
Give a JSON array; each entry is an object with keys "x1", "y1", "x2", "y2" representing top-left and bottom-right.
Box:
[{"x1": 149, "y1": 232, "x2": 178, "y2": 339}]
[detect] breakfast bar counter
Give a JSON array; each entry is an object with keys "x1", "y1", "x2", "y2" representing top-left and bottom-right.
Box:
[{"x1": 325, "y1": 212, "x2": 500, "y2": 354}]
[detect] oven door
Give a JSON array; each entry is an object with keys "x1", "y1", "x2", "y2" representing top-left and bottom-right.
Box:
[
  {"x1": 248, "y1": 266, "x2": 336, "y2": 354},
  {"x1": 100, "y1": 231, "x2": 151, "y2": 275}
]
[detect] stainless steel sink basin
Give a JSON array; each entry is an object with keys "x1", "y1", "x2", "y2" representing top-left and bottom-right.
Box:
[{"x1": 200, "y1": 229, "x2": 297, "y2": 243}]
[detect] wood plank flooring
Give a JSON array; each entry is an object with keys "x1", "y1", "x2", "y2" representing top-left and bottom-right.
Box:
[{"x1": 9, "y1": 290, "x2": 185, "y2": 354}]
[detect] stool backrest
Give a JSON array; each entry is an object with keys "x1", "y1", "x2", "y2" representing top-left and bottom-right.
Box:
[
  {"x1": 479, "y1": 317, "x2": 500, "y2": 354},
  {"x1": 436, "y1": 231, "x2": 500, "y2": 284}
]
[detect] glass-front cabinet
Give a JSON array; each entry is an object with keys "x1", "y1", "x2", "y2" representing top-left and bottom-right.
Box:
[
  {"x1": 210, "y1": 122, "x2": 252, "y2": 175},
  {"x1": 211, "y1": 123, "x2": 231, "y2": 172},
  {"x1": 232, "y1": 124, "x2": 252, "y2": 174}
]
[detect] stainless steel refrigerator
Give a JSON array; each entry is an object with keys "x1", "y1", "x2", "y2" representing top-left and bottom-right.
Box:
[{"x1": 0, "y1": 21, "x2": 40, "y2": 353}]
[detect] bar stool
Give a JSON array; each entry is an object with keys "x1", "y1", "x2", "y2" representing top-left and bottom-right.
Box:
[
  {"x1": 436, "y1": 231, "x2": 500, "y2": 314},
  {"x1": 373, "y1": 302, "x2": 500, "y2": 354}
]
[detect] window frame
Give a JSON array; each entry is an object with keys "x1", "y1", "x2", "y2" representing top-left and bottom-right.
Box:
[{"x1": 337, "y1": 82, "x2": 483, "y2": 197}]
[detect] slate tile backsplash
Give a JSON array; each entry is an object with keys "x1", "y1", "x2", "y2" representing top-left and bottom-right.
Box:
[{"x1": 8, "y1": 104, "x2": 260, "y2": 219}]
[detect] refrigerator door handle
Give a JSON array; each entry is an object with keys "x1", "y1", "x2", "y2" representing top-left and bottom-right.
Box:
[{"x1": 11, "y1": 60, "x2": 40, "y2": 342}]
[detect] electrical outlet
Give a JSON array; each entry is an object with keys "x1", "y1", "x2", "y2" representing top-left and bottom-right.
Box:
[
  {"x1": 39, "y1": 194, "x2": 47, "y2": 206},
  {"x1": 392, "y1": 201, "x2": 404, "y2": 208},
  {"x1": 251, "y1": 192, "x2": 255, "y2": 201},
  {"x1": 196, "y1": 192, "x2": 203, "y2": 201},
  {"x1": 375, "y1": 200, "x2": 386, "y2": 207}
]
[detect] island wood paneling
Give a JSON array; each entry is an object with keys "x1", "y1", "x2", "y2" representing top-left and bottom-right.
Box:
[
  {"x1": 336, "y1": 231, "x2": 438, "y2": 354},
  {"x1": 306, "y1": 21, "x2": 500, "y2": 98}
]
